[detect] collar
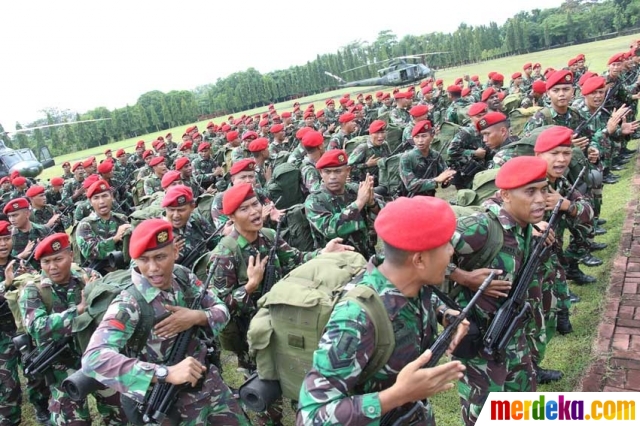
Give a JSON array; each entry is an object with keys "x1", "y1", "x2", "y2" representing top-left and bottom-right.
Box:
[{"x1": 131, "y1": 267, "x2": 179, "y2": 304}]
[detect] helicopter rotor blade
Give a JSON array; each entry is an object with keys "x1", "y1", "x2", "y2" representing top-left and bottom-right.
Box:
[
  {"x1": 324, "y1": 71, "x2": 346, "y2": 83},
  {"x1": 8, "y1": 118, "x2": 112, "y2": 134}
]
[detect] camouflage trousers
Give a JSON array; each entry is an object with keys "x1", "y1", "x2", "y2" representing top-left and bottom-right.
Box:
[
  {"x1": 455, "y1": 334, "x2": 535, "y2": 426},
  {"x1": 0, "y1": 334, "x2": 21, "y2": 426},
  {"x1": 49, "y1": 367, "x2": 127, "y2": 425}
]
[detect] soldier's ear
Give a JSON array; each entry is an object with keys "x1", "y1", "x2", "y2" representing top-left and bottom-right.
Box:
[
  {"x1": 499, "y1": 189, "x2": 511, "y2": 204},
  {"x1": 411, "y1": 251, "x2": 427, "y2": 270}
]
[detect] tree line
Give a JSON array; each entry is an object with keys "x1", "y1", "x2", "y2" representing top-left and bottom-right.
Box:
[{"x1": 3, "y1": 0, "x2": 639, "y2": 157}]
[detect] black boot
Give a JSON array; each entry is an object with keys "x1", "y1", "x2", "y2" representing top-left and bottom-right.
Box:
[
  {"x1": 590, "y1": 241, "x2": 608, "y2": 252},
  {"x1": 535, "y1": 362, "x2": 564, "y2": 384},
  {"x1": 596, "y1": 217, "x2": 607, "y2": 226},
  {"x1": 621, "y1": 147, "x2": 637, "y2": 155},
  {"x1": 581, "y1": 253, "x2": 603, "y2": 267},
  {"x1": 569, "y1": 291, "x2": 581, "y2": 304},
  {"x1": 565, "y1": 261, "x2": 596, "y2": 285},
  {"x1": 34, "y1": 403, "x2": 51, "y2": 426},
  {"x1": 557, "y1": 307, "x2": 574, "y2": 334},
  {"x1": 594, "y1": 226, "x2": 607, "y2": 236}
]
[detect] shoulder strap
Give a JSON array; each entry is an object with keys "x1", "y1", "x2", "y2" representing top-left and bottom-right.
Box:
[
  {"x1": 33, "y1": 282, "x2": 54, "y2": 314},
  {"x1": 459, "y1": 210, "x2": 504, "y2": 271},
  {"x1": 342, "y1": 282, "x2": 395, "y2": 385},
  {"x1": 173, "y1": 265, "x2": 194, "y2": 305},
  {"x1": 124, "y1": 284, "x2": 155, "y2": 356},
  {"x1": 540, "y1": 107, "x2": 553, "y2": 124}
]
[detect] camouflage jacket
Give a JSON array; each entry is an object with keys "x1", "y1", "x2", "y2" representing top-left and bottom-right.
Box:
[
  {"x1": 399, "y1": 148, "x2": 447, "y2": 196},
  {"x1": 62, "y1": 178, "x2": 85, "y2": 206},
  {"x1": 287, "y1": 145, "x2": 307, "y2": 168},
  {"x1": 208, "y1": 227, "x2": 319, "y2": 317},
  {"x1": 174, "y1": 211, "x2": 218, "y2": 267},
  {"x1": 575, "y1": 102, "x2": 611, "y2": 158},
  {"x1": 8, "y1": 189, "x2": 26, "y2": 200},
  {"x1": 114, "y1": 161, "x2": 138, "y2": 183},
  {"x1": 81, "y1": 267, "x2": 229, "y2": 405},
  {"x1": 304, "y1": 184, "x2": 381, "y2": 258},
  {"x1": 231, "y1": 145, "x2": 251, "y2": 164},
  {"x1": 297, "y1": 262, "x2": 442, "y2": 425},
  {"x1": 11, "y1": 222, "x2": 50, "y2": 268},
  {"x1": 143, "y1": 175, "x2": 162, "y2": 197},
  {"x1": 520, "y1": 94, "x2": 545, "y2": 109},
  {"x1": 45, "y1": 188, "x2": 63, "y2": 209},
  {"x1": 300, "y1": 158, "x2": 322, "y2": 195},
  {"x1": 74, "y1": 199, "x2": 93, "y2": 224},
  {"x1": 348, "y1": 140, "x2": 391, "y2": 183},
  {"x1": 549, "y1": 177, "x2": 594, "y2": 251},
  {"x1": 135, "y1": 166, "x2": 153, "y2": 182},
  {"x1": 445, "y1": 98, "x2": 471, "y2": 125},
  {"x1": 328, "y1": 130, "x2": 353, "y2": 151},
  {"x1": 447, "y1": 125, "x2": 486, "y2": 170},
  {"x1": 523, "y1": 106, "x2": 582, "y2": 134},
  {"x1": 210, "y1": 187, "x2": 270, "y2": 228},
  {"x1": 487, "y1": 135, "x2": 522, "y2": 169},
  {"x1": 388, "y1": 107, "x2": 412, "y2": 128},
  {"x1": 269, "y1": 141, "x2": 290, "y2": 156},
  {"x1": 30, "y1": 205, "x2": 66, "y2": 232},
  {"x1": 76, "y1": 212, "x2": 129, "y2": 261}
]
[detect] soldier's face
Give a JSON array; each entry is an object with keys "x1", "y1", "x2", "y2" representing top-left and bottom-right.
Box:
[
  {"x1": 137, "y1": 147, "x2": 145, "y2": 155},
  {"x1": 153, "y1": 163, "x2": 168, "y2": 175},
  {"x1": 31, "y1": 193, "x2": 47, "y2": 209},
  {"x1": 320, "y1": 166, "x2": 350, "y2": 193},
  {"x1": 413, "y1": 132, "x2": 434, "y2": 151},
  {"x1": 305, "y1": 117, "x2": 315, "y2": 126},
  {"x1": 370, "y1": 131, "x2": 386, "y2": 146},
  {"x1": 481, "y1": 125, "x2": 508, "y2": 150},
  {"x1": 547, "y1": 85, "x2": 574, "y2": 107},
  {"x1": 1, "y1": 182, "x2": 11, "y2": 191},
  {"x1": 487, "y1": 94, "x2": 501, "y2": 111},
  {"x1": 74, "y1": 166, "x2": 85, "y2": 179},
  {"x1": 90, "y1": 191, "x2": 113, "y2": 217},
  {"x1": 537, "y1": 147, "x2": 572, "y2": 180},
  {"x1": 165, "y1": 204, "x2": 194, "y2": 229},
  {"x1": 585, "y1": 89, "x2": 606, "y2": 108},
  {"x1": 0, "y1": 235, "x2": 13, "y2": 259},
  {"x1": 232, "y1": 172, "x2": 256, "y2": 185},
  {"x1": 501, "y1": 181, "x2": 548, "y2": 226},
  {"x1": 328, "y1": 104, "x2": 335, "y2": 111},
  {"x1": 40, "y1": 250, "x2": 73, "y2": 285},
  {"x1": 230, "y1": 197, "x2": 263, "y2": 232},
  {"x1": 63, "y1": 165, "x2": 70, "y2": 173},
  {"x1": 200, "y1": 149, "x2": 211, "y2": 159},
  {"x1": 181, "y1": 164, "x2": 193, "y2": 177},
  {"x1": 135, "y1": 243, "x2": 178, "y2": 290},
  {"x1": 118, "y1": 156, "x2": 127, "y2": 164},
  {"x1": 7, "y1": 210, "x2": 29, "y2": 230}
]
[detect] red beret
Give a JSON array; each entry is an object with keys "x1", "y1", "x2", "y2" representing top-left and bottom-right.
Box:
[
  {"x1": 381, "y1": 93, "x2": 391, "y2": 100},
  {"x1": 534, "y1": 126, "x2": 573, "y2": 153},
  {"x1": 197, "y1": 142, "x2": 211, "y2": 152},
  {"x1": 435, "y1": 79, "x2": 443, "y2": 85},
  {"x1": 155, "y1": 140, "x2": 167, "y2": 150},
  {"x1": 115, "y1": 148, "x2": 126, "y2": 158},
  {"x1": 568, "y1": 58, "x2": 578, "y2": 67},
  {"x1": 12, "y1": 177, "x2": 26, "y2": 187},
  {"x1": 375, "y1": 196, "x2": 456, "y2": 252},
  {"x1": 409, "y1": 105, "x2": 429, "y2": 118},
  {"x1": 82, "y1": 158, "x2": 94, "y2": 169},
  {"x1": 221, "y1": 124, "x2": 232, "y2": 132},
  {"x1": 136, "y1": 140, "x2": 145, "y2": 148},
  {"x1": 26, "y1": 185, "x2": 45, "y2": 198},
  {"x1": 50, "y1": 177, "x2": 64, "y2": 186},
  {"x1": 512, "y1": 72, "x2": 522, "y2": 80},
  {"x1": 0, "y1": 177, "x2": 8, "y2": 186},
  {"x1": 545, "y1": 70, "x2": 573, "y2": 90},
  {"x1": 162, "y1": 185, "x2": 194, "y2": 207},
  {"x1": 608, "y1": 52, "x2": 625, "y2": 65},
  {"x1": 532, "y1": 80, "x2": 547, "y2": 95},
  {"x1": 491, "y1": 73, "x2": 504, "y2": 83},
  {"x1": 544, "y1": 68, "x2": 556, "y2": 79},
  {"x1": 34, "y1": 233, "x2": 70, "y2": 261},
  {"x1": 233, "y1": 118, "x2": 243, "y2": 126},
  {"x1": 481, "y1": 87, "x2": 496, "y2": 102},
  {"x1": 242, "y1": 131, "x2": 259, "y2": 141},
  {"x1": 394, "y1": 91, "x2": 413, "y2": 99},
  {"x1": 496, "y1": 157, "x2": 548, "y2": 190},
  {"x1": 206, "y1": 121, "x2": 215, "y2": 128},
  {"x1": 488, "y1": 71, "x2": 496, "y2": 79},
  {"x1": 476, "y1": 112, "x2": 508, "y2": 132},
  {"x1": 316, "y1": 150, "x2": 348, "y2": 170},
  {"x1": 179, "y1": 141, "x2": 192, "y2": 151},
  {"x1": 533, "y1": 63, "x2": 541, "y2": 69},
  {"x1": 72, "y1": 162, "x2": 83, "y2": 172},
  {"x1": 581, "y1": 76, "x2": 606, "y2": 96},
  {"x1": 365, "y1": 94, "x2": 372, "y2": 100},
  {"x1": 281, "y1": 112, "x2": 292, "y2": 118},
  {"x1": 368, "y1": 120, "x2": 386, "y2": 134},
  {"x1": 248, "y1": 138, "x2": 269, "y2": 152},
  {"x1": 97, "y1": 161, "x2": 113, "y2": 174},
  {"x1": 129, "y1": 219, "x2": 174, "y2": 259},
  {"x1": 325, "y1": 98, "x2": 335, "y2": 106},
  {"x1": 447, "y1": 85, "x2": 462, "y2": 94},
  {"x1": 419, "y1": 80, "x2": 429, "y2": 88},
  {"x1": 523, "y1": 63, "x2": 532, "y2": 70},
  {"x1": 461, "y1": 88, "x2": 471, "y2": 97},
  {"x1": 468, "y1": 102, "x2": 488, "y2": 117},
  {"x1": 3, "y1": 198, "x2": 29, "y2": 214},
  {"x1": 339, "y1": 113, "x2": 356, "y2": 124},
  {"x1": 411, "y1": 120, "x2": 433, "y2": 137},
  {"x1": 375, "y1": 91, "x2": 384, "y2": 98},
  {"x1": 222, "y1": 183, "x2": 256, "y2": 215},
  {"x1": 230, "y1": 158, "x2": 256, "y2": 176},
  {"x1": 86, "y1": 180, "x2": 111, "y2": 198},
  {"x1": 82, "y1": 174, "x2": 100, "y2": 189},
  {"x1": 259, "y1": 119, "x2": 269, "y2": 127},
  {"x1": 576, "y1": 54, "x2": 585, "y2": 61},
  {"x1": 316, "y1": 110, "x2": 325, "y2": 118},
  {"x1": 296, "y1": 126, "x2": 312, "y2": 140},
  {"x1": 357, "y1": 93, "x2": 364, "y2": 99},
  {"x1": 578, "y1": 71, "x2": 598, "y2": 86},
  {"x1": 161, "y1": 170, "x2": 183, "y2": 189},
  {"x1": 471, "y1": 75, "x2": 479, "y2": 82},
  {"x1": 454, "y1": 77, "x2": 463, "y2": 85},
  {"x1": 301, "y1": 131, "x2": 324, "y2": 148},
  {"x1": 226, "y1": 130, "x2": 239, "y2": 141},
  {"x1": 104, "y1": 149, "x2": 112, "y2": 155},
  {"x1": 0, "y1": 221, "x2": 10, "y2": 237},
  {"x1": 62, "y1": 161, "x2": 71, "y2": 167},
  {"x1": 10, "y1": 171, "x2": 20, "y2": 180},
  {"x1": 270, "y1": 124, "x2": 284, "y2": 133},
  {"x1": 174, "y1": 157, "x2": 190, "y2": 171},
  {"x1": 339, "y1": 97, "x2": 349, "y2": 105},
  {"x1": 149, "y1": 156, "x2": 166, "y2": 167},
  {"x1": 143, "y1": 149, "x2": 154, "y2": 159}
]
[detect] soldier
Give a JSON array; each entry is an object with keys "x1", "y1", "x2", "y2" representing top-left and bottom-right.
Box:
[
  {"x1": 481, "y1": 87, "x2": 503, "y2": 112},
  {"x1": 174, "y1": 157, "x2": 200, "y2": 199},
  {"x1": 9, "y1": 176, "x2": 28, "y2": 200},
  {"x1": 165, "y1": 132, "x2": 178, "y2": 152},
  {"x1": 231, "y1": 134, "x2": 252, "y2": 165},
  {"x1": 82, "y1": 157, "x2": 97, "y2": 177},
  {"x1": 45, "y1": 177, "x2": 65, "y2": 209},
  {"x1": 328, "y1": 113, "x2": 357, "y2": 151},
  {"x1": 19, "y1": 233, "x2": 126, "y2": 425},
  {"x1": 377, "y1": 93, "x2": 393, "y2": 116},
  {"x1": 348, "y1": 120, "x2": 391, "y2": 184},
  {"x1": 532, "y1": 63, "x2": 544, "y2": 81},
  {"x1": 298, "y1": 131, "x2": 325, "y2": 195},
  {"x1": 104, "y1": 148, "x2": 115, "y2": 164},
  {"x1": 324, "y1": 99, "x2": 339, "y2": 125},
  {"x1": 447, "y1": 102, "x2": 490, "y2": 190},
  {"x1": 27, "y1": 185, "x2": 64, "y2": 233},
  {"x1": 399, "y1": 120, "x2": 456, "y2": 197},
  {"x1": 268, "y1": 124, "x2": 290, "y2": 155},
  {"x1": 132, "y1": 140, "x2": 146, "y2": 168},
  {"x1": 114, "y1": 148, "x2": 137, "y2": 183},
  {"x1": 445, "y1": 85, "x2": 470, "y2": 125},
  {"x1": 402, "y1": 104, "x2": 430, "y2": 146},
  {"x1": 479, "y1": 112, "x2": 520, "y2": 168},
  {"x1": 61, "y1": 162, "x2": 73, "y2": 180},
  {"x1": 298, "y1": 196, "x2": 468, "y2": 425},
  {"x1": 305, "y1": 150, "x2": 382, "y2": 259},
  {"x1": 75, "y1": 180, "x2": 131, "y2": 272},
  {"x1": 135, "y1": 150, "x2": 156, "y2": 181},
  {"x1": 162, "y1": 186, "x2": 217, "y2": 269},
  {"x1": 521, "y1": 80, "x2": 547, "y2": 108},
  {"x1": 449, "y1": 156, "x2": 549, "y2": 426},
  {"x1": 61, "y1": 162, "x2": 86, "y2": 211},
  {"x1": 4, "y1": 198, "x2": 50, "y2": 269},
  {"x1": 388, "y1": 92, "x2": 413, "y2": 129},
  {"x1": 490, "y1": 72, "x2": 506, "y2": 93},
  {"x1": 193, "y1": 142, "x2": 224, "y2": 190},
  {"x1": 143, "y1": 156, "x2": 168, "y2": 197},
  {"x1": 522, "y1": 63, "x2": 534, "y2": 93},
  {"x1": 80, "y1": 219, "x2": 250, "y2": 425},
  {"x1": 0, "y1": 177, "x2": 12, "y2": 206},
  {"x1": 248, "y1": 138, "x2": 271, "y2": 189},
  {"x1": 510, "y1": 72, "x2": 524, "y2": 94},
  {"x1": 97, "y1": 160, "x2": 129, "y2": 213},
  {"x1": 216, "y1": 132, "x2": 242, "y2": 174}
]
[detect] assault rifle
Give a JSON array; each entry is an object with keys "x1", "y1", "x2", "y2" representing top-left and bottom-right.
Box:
[
  {"x1": 14, "y1": 334, "x2": 73, "y2": 386},
  {"x1": 141, "y1": 264, "x2": 216, "y2": 424},
  {"x1": 262, "y1": 219, "x2": 284, "y2": 295},
  {"x1": 179, "y1": 221, "x2": 227, "y2": 270},
  {"x1": 380, "y1": 272, "x2": 495, "y2": 426},
  {"x1": 481, "y1": 198, "x2": 566, "y2": 361}
]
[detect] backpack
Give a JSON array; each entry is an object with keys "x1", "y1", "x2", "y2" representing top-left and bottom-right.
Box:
[
  {"x1": 509, "y1": 106, "x2": 542, "y2": 137},
  {"x1": 71, "y1": 265, "x2": 192, "y2": 356},
  {"x1": 377, "y1": 153, "x2": 404, "y2": 198},
  {"x1": 245, "y1": 252, "x2": 394, "y2": 402},
  {"x1": 279, "y1": 204, "x2": 317, "y2": 252},
  {"x1": 70, "y1": 223, "x2": 83, "y2": 266},
  {"x1": 457, "y1": 104, "x2": 472, "y2": 126},
  {"x1": 271, "y1": 151, "x2": 291, "y2": 169},
  {"x1": 432, "y1": 121, "x2": 462, "y2": 163},
  {"x1": 385, "y1": 123, "x2": 404, "y2": 153},
  {"x1": 265, "y1": 163, "x2": 305, "y2": 210},
  {"x1": 129, "y1": 204, "x2": 165, "y2": 228},
  {"x1": 196, "y1": 193, "x2": 215, "y2": 222},
  {"x1": 502, "y1": 93, "x2": 526, "y2": 115},
  {"x1": 344, "y1": 135, "x2": 368, "y2": 157}
]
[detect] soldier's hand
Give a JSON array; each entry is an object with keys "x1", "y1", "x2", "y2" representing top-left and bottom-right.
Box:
[
  {"x1": 246, "y1": 253, "x2": 268, "y2": 294},
  {"x1": 269, "y1": 207, "x2": 284, "y2": 223},
  {"x1": 222, "y1": 220, "x2": 234, "y2": 236},
  {"x1": 365, "y1": 155, "x2": 380, "y2": 168},
  {"x1": 174, "y1": 236, "x2": 186, "y2": 254},
  {"x1": 214, "y1": 167, "x2": 224, "y2": 177},
  {"x1": 165, "y1": 356, "x2": 206, "y2": 387},
  {"x1": 545, "y1": 187, "x2": 565, "y2": 211},
  {"x1": 382, "y1": 350, "x2": 465, "y2": 409},
  {"x1": 473, "y1": 148, "x2": 486, "y2": 159},
  {"x1": 4, "y1": 260, "x2": 17, "y2": 287},
  {"x1": 571, "y1": 136, "x2": 589, "y2": 150},
  {"x1": 441, "y1": 310, "x2": 469, "y2": 355},
  {"x1": 19, "y1": 240, "x2": 37, "y2": 260},
  {"x1": 435, "y1": 169, "x2": 456, "y2": 184},
  {"x1": 452, "y1": 268, "x2": 511, "y2": 298},
  {"x1": 356, "y1": 179, "x2": 373, "y2": 210},
  {"x1": 46, "y1": 214, "x2": 61, "y2": 228},
  {"x1": 321, "y1": 238, "x2": 355, "y2": 254},
  {"x1": 622, "y1": 119, "x2": 640, "y2": 135},
  {"x1": 533, "y1": 221, "x2": 556, "y2": 247},
  {"x1": 114, "y1": 224, "x2": 132, "y2": 243},
  {"x1": 587, "y1": 146, "x2": 600, "y2": 163},
  {"x1": 77, "y1": 290, "x2": 87, "y2": 315},
  {"x1": 155, "y1": 305, "x2": 202, "y2": 338}
]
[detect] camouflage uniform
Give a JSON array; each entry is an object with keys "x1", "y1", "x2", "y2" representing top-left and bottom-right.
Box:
[
  {"x1": 11, "y1": 222, "x2": 50, "y2": 269},
  {"x1": 8, "y1": 189, "x2": 26, "y2": 200},
  {"x1": 231, "y1": 145, "x2": 251, "y2": 164},
  {"x1": 447, "y1": 125, "x2": 487, "y2": 189},
  {"x1": 304, "y1": 184, "x2": 381, "y2": 259},
  {"x1": 445, "y1": 98, "x2": 471, "y2": 125},
  {"x1": 61, "y1": 178, "x2": 85, "y2": 207},
  {"x1": 75, "y1": 212, "x2": 129, "y2": 264},
  {"x1": 399, "y1": 148, "x2": 448, "y2": 197},
  {"x1": 114, "y1": 160, "x2": 137, "y2": 183},
  {"x1": 520, "y1": 94, "x2": 545, "y2": 109},
  {"x1": 81, "y1": 267, "x2": 250, "y2": 426},
  {"x1": 347, "y1": 140, "x2": 391, "y2": 184},
  {"x1": 297, "y1": 260, "x2": 441, "y2": 425},
  {"x1": 487, "y1": 136, "x2": 522, "y2": 169},
  {"x1": 451, "y1": 203, "x2": 538, "y2": 426},
  {"x1": 173, "y1": 211, "x2": 218, "y2": 268},
  {"x1": 287, "y1": 145, "x2": 307, "y2": 168},
  {"x1": 268, "y1": 141, "x2": 290, "y2": 156},
  {"x1": 327, "y1": 130, "x2": 352, "y2": 151},
  {"x1": 143, "y1": 174, "x2": 162, "y2": 197},
  {"x1": 388, "y1": 107, "x2": 412, "y2": 128},
  {"x1": 45, "y1": 188, "x2": 63, "y2": 209},
  {"x1": 210, "y1": 188, "x2": 270, "y2": 228},
  {"x1": 30, "y1": 205, "x2": 66, "y2": 233},
  {"x1": 19, "y1": 267, "x2": 126, "y2": 425},
  {"x1": 192, "y1": 155, "x2": 219, "y2": 187}
]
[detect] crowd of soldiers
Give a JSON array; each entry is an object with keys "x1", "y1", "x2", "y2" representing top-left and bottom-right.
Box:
[{"x1": 0, "y1": 39, "x2": 639, "y2": 426}]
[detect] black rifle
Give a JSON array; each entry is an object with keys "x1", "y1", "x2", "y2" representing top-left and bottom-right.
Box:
[
  {"x1": 262, "y1": 219, "x2": 283, "y2": 295},
  {"x1": 482, "y1": 197, "x2": 566, "y2": 362},
  {"x1": 22, "y1": 203, "x2": 75, "y2": 267},
  {"x1": 141, "y1": 264, "x2": 216, "y2": 424},
  {"x1": 380, "y1": 272, "x2": 495, "y2": 426},
  {"x1": 179, "y1": 221, "x2": 227, "y2": 270},
  {"x1": 15, "y1": 334, "x2": 73, "y2": 387},
  {"x1": 406, "y1": 136, "x2": 451, "y2": 198}
]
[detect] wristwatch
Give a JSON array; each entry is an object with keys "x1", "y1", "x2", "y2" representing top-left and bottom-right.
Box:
[
  {"x1": 445, "y1": 262, "x2": 457, "y2": 279},
  {"x1": 155, "y1": 365, "x2": 169, "y2": 384}
]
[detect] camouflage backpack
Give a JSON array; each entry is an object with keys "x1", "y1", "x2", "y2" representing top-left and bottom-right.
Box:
[
  {"x1": 241, "y1": 252, "x2": 394, "y2": 407},
  {"x1": 508, "y1": 106, "x2": 542, "y2": 137},
  {"x1": 344, "y1": 135, "x2": 368, "y2": 157},
  {"x1": 265, "y1": 163, "x2": 305, "y2": 210},
  {"x1": 502, "y1": 93, "x2": 526, "y2": 115},
  {"x1": 432, "y1": 121, "x2": 462, "y2": 162},
  {"x1": 279, "y1": 204, "x2": 317, "y2": 252},
  {"x1": 377, "y1": 153, "x2": 404, "y2": 199}
]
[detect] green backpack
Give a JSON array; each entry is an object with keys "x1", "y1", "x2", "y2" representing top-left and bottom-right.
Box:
[
  {"x1": 377, "y1": 153, "x2": 404, "y2": 198},
  {"x1": 385, "y1": 123, "x2": 404, "y2": 153},
  {"x1": 246, "y1": 252, "x2": 394, "y2": 402},
  {"x1": 280, "y1": 204, "x2": 317, "y2": 252},
  {"x1": 265, "y1": 163, "x2": 305, "y2": 210},
  {"x1": 196, "y1": 193, "x2": 215, "y2": 222},
  {"x1": 508, "y1": 106, "x2": 542, "y2": 137},
  {"x1": 502, "y1": 93, "x2": 526, "y2": 115},
  {"x1": 129, "y1": 204, "x2": 165, "y2": 227},
  {"x1": 432, "y1": 121, "x2": 462, "y2": 163},
  {"x1": 344, "y1": 135, "x2": 368, "y2": 157}
]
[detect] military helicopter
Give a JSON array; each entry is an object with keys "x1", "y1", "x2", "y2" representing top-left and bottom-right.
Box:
[
  {"x1": 324, "y1": 53, "x2": 447, "y2": 88},
  {"x1": 0, "y1": 118, "x2": 111, "y2": 178}
]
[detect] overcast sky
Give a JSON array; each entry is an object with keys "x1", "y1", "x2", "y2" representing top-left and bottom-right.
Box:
[{"x1": 0, "y1": 0, "x2": 565, "y2": 131}]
